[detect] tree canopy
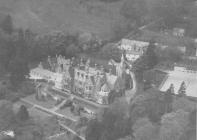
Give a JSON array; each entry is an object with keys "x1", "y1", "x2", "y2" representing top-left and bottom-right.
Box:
[
  {"x1": 0, "y1": 14, "x2": 13, "y2": 34},
  {"x1": 132, "y1": 40, "x2": 158, "y2": 81},
  {"x1": 120, "y1": 0, "x2": 148, "y2": 25}
]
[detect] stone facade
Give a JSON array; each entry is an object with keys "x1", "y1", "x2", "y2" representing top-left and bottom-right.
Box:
[{"x1": 30, "y1": 55, "x2": 129, "y2": 105}]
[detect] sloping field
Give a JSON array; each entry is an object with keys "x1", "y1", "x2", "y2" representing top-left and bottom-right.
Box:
[{"x1": 0, "y1": 0, "x2": 126, "y2": 40}]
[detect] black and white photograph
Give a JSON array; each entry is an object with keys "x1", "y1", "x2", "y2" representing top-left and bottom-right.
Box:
[{"x1": 0, "y1": 0, "x2": 196, "y2": 140}]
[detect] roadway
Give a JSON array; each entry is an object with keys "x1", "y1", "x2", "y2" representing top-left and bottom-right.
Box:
[{"x1": 58, "y1": 121, "x2": 85, "y2": 140}]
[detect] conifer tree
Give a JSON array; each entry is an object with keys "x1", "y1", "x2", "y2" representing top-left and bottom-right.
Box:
[
  {"x1": 178, "y1": 81, "x2": 186, "y2": 97},
  {"x1": 0, "y1": 14, "x2": 13, "y2": 34}
]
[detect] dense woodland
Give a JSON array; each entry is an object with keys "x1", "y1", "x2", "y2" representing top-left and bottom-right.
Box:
[{"x1": 86, "y1": 89, "x2": 196, "y2": 140}]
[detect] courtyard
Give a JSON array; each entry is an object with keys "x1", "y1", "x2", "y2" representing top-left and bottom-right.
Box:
[{"x1": 20, "y1": 94, "x2": 80, "y2": 121}]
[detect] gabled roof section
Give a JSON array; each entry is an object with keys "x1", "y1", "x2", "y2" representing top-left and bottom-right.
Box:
[
  {"x1": 105, "y1": 73, "x2": 118, "y2": 90},
  {"x1": 101, "y1": 83, "x2": 110, "y2": 92}
]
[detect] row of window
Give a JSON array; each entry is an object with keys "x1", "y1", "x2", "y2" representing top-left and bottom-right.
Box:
[
  {"x1": 76, "y1": 71, "x2": 90, "y2": 80},
  {"x1": 121, "y1": 45, "x2": 146, "y2": 52},
  {"x1": 175, "y1": 69, "x2": 197, "y2": 73}
]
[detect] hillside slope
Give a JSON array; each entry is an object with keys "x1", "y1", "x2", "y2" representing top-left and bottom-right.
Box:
[{"x1": 0, "y1": 0, "x2": 126, "y2": 40}]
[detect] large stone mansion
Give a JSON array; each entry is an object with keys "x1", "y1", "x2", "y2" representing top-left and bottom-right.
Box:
[{"x1": 30, "y1": 55, "x2": 133, "y2": 105}]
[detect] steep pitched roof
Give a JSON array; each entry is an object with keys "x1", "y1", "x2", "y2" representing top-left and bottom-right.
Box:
[
  {"x1": 106, "y1": 73, "x2": 118, "y2": 90},
  {"x1": 101, "y1": 83, "x2": 110, "y2": 92}
]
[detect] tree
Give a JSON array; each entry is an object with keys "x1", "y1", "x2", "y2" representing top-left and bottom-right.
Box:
[
  {"x1": 132, "y1": 118, "x2": 159, "y2": 140},
  {"x1": 120, "y1": 0, "x2": 148, "y2": 25},
  {"x1": 172, "y1": 97, "x2": 196, "y2": 112},
  {"x1": 0, "y1": 39, "x2": 9, "y2": 71},
  {"x1": 19, "y1": 81, "x2": 35, "y2": 95},
  {"x1": 156, "y1": 47, "x2": 183, "y2": 62},
  {"x1": 130, "y1": 89, "x2": 166, "y2": 123},
  {"x1": 0, "y1": 100, "x2": 16, "y2": 131},
  {"x1": 66, "y1": 44, "x2": 80, "y2": 58},
  {"x1": 132, "y1": 40, "x2": 158, "y2": 82},
  {"x1": 164, "y1": 84, "x2": 174, "y2": 113},
  {"x1": 178, "y1": 81, "x2": 186, "y2": 97},
  {"x1": 17, "y1": 105, "x2": 29, "y2": 121},
  {"x1": 110, "y1": 19, "x2": 134, "y2": 41},
  {"x1": 72, "y1": 136, "x2": 81, "y2": 140},
  {"x1": 153, "y1": 0, "x2": 188, "y2": 28},
  {"x1": 8, "y1": 29, "x2": 30, "y2": 87},
  {"x1": 0, "y1": 85, "x2": 8, "y2": 99},
  {"x1": 160, "y1": 110, "x2": 190, "y2": 140},
  {"x1": 85, "y1": 119, "x2": 103, "y2": 140},
  {"x1": 144, "y1": 40, "x2": 158, "y2": 69},
  {"x1": 0, "y1": 15, "x2": 13, "y2": 34},
  {"x1": 86, "y1": 98, "x2": 131, "y2": 140},
  {"x1": 109, "y1": 98, "x2": 129, "y2": 118},
  {"x1": 15, "y1": 122, "x2": 44, "y2": 140},
  {"x1": 99, "y1": 43, "x2": 122, "y2": 62},
  {"x1": 9, "y1": 57, "x2": 29, "y2": 87},
  {"x1": 108, "y1": 90, "x2": 123, "y2": 104},
  {"x1": 125, "y1": 72, "x2": 133, "y2": 90}
]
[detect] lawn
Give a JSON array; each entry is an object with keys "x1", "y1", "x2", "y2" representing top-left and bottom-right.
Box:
[
  {"x1": 28, "y1": 107, "x2": 52, "y2": 120},
  {"x1": 23, "y1": 94, "x2": 57, "y2": 109}
]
